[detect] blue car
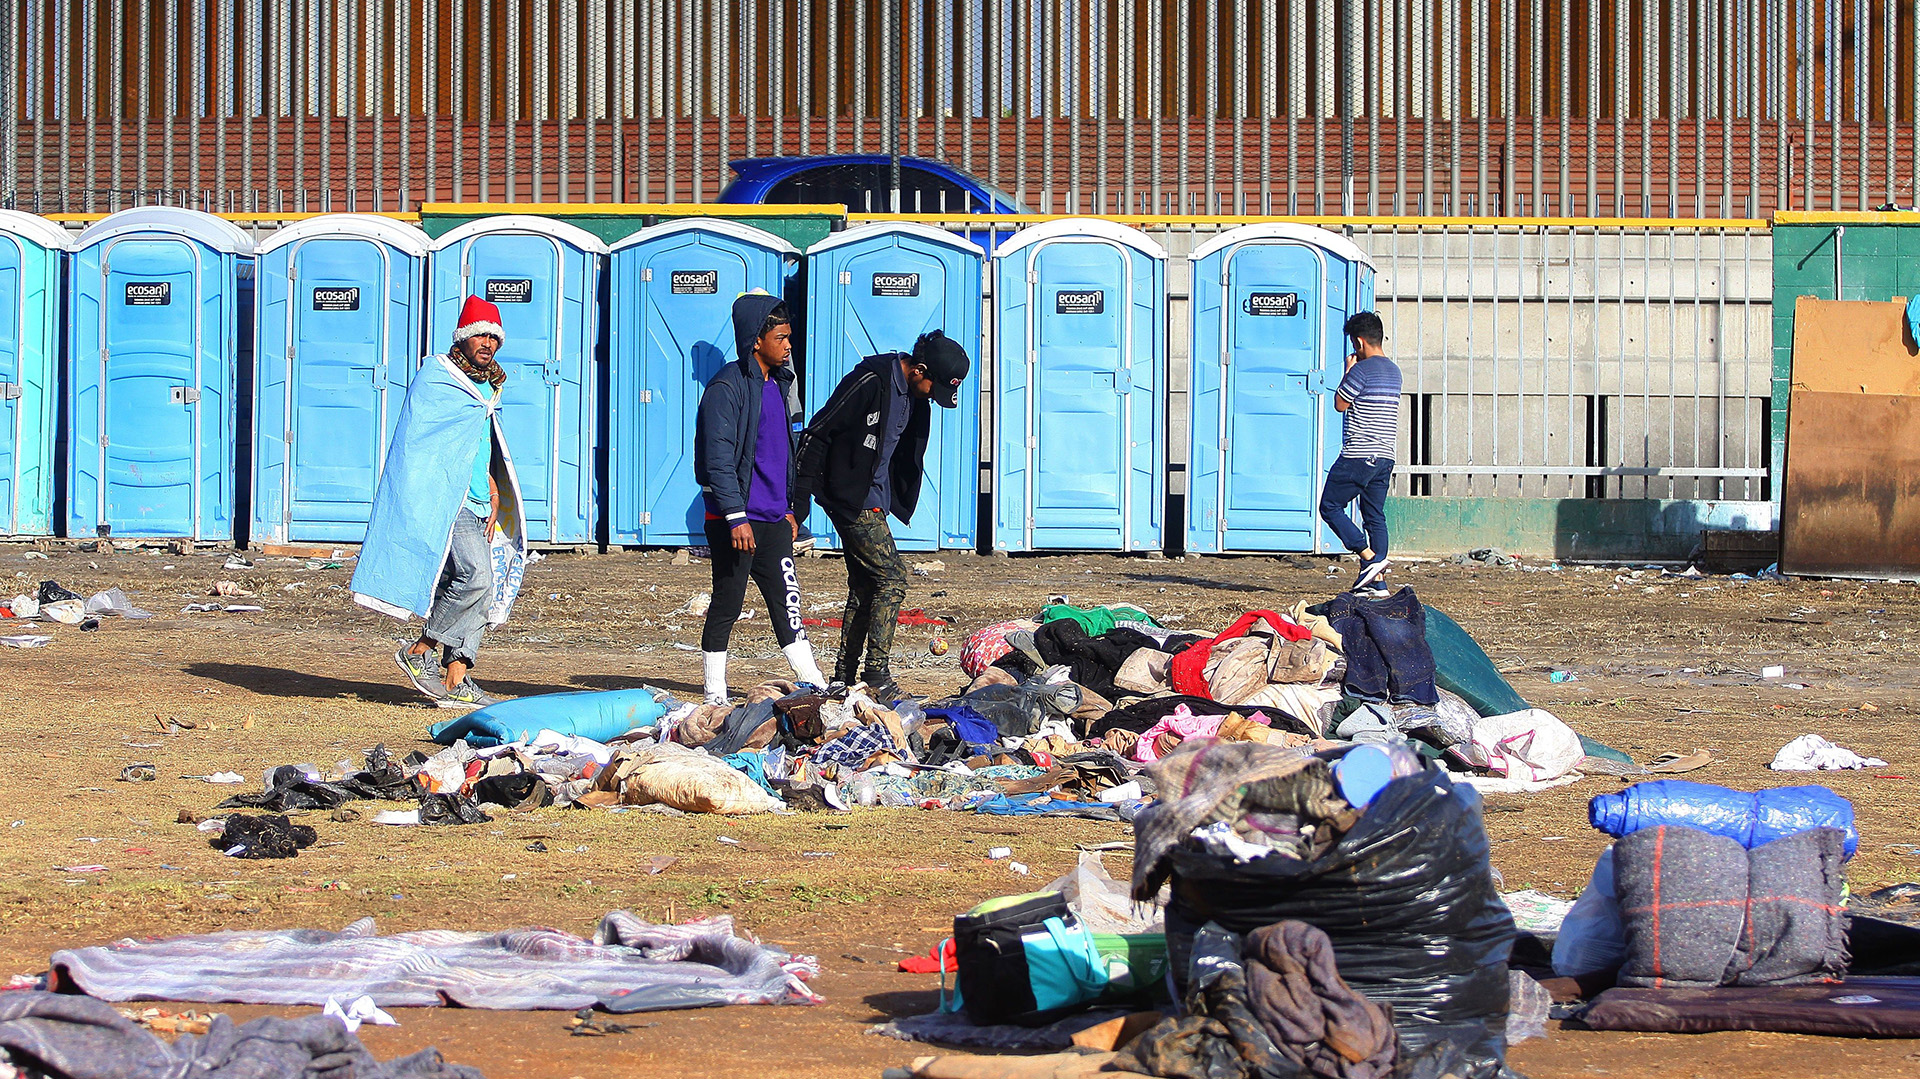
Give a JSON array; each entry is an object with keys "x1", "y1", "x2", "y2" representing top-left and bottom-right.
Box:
[{"x1": 719, "y1": 155, "x2": 1032, "y2": 216}]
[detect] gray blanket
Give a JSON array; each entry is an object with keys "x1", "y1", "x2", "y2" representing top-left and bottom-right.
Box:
[
  {"x1": 1613, "y1": 824, "x2": 1848, "y2": 988},
  {"x1": 50, "y1": 911, "x2": 820, "y2": 1012},
  {"x1": 1129, "y1": 738, "x2": 1324, "y2": 901},
  {"x1": 0, "y1": 991, "x2": 483, "y2": 1079}
]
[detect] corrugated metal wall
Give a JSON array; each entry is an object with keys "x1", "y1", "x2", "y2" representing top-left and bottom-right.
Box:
[{"x1": 5, "y1": 1, "x2": 1919, "y2": 215}]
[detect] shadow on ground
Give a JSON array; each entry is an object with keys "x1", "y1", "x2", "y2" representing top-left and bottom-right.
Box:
[{"x1": 183, "y1": 662, "x2": 577, "y2": 704}]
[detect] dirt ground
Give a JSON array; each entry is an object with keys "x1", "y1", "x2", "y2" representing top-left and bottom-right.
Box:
[{"x1": 3, "y1": 542, "x2": 1919, "y2": 1078}]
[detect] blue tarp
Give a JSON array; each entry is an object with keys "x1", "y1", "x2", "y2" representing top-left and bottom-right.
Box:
[
  {"x1": 429, "y1": 688, "x2": 667, "y2": 748},
  {"x1": 1590, "y1": 780, "x2": 1859, "y2": 859},
  {"x1": 351, "y1": 355, "x2": 526, "y2": 622}
]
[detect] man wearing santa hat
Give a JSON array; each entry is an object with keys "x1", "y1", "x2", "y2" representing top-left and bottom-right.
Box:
[{"x1": 354, "y1": 295, "x2": 526, "y2": 709}]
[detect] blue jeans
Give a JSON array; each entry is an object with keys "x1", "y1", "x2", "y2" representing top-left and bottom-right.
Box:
[
  {"x1": 424, "y1": 508, "x2": 493, "y2": 669},
  {"x1": 1327, "y1": 586, "x2": 1438, "y2": 705},
  {"x1": 1319, "y1": 455, "x2": 1393, "y2": 556}
]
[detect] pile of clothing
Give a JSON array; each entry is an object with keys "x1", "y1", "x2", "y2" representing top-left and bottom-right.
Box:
[
  {"x1": 214, "y1": 589, "x2": 1590, "y2": 820},
  {"x1": 1128, "y1": 737, "x2": 1519, "y2": 1078}
]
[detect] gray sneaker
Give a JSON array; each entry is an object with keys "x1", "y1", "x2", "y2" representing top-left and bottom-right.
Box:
[
  {"x1": 437, "y1": 677, "x2": 499, "y2": 709},
  {"x1": 394, "y1": 648, "x2": 446, "y2": 701}
]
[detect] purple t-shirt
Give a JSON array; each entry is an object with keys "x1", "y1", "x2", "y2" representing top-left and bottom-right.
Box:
[{"x1": 744, "y1": 377, "x2": 790, "y2": 523}]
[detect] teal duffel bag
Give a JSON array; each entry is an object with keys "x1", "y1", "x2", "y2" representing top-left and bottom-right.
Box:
[{"x1": 942, "y1": 891, "x2": 1115, "y2": 1026}]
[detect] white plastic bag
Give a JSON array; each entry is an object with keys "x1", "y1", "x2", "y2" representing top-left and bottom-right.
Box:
[
  {"x1": 486, "y1": 529, "x2": 526, "y2": 626},
  {"x1": 1471, "y1": 708, "x2": 1585, "y2": 783},
  {"x1": 1045, "y1": 852, "x2": 1162, "y2": 934},
  {"x1": 1551, "y1": 847, "x2": 1627, "y2": 977}
]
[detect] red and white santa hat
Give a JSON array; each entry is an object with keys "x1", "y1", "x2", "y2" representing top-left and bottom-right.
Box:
[{"x1": 452, "y1": 295, "x2": 506, "y2": 346}]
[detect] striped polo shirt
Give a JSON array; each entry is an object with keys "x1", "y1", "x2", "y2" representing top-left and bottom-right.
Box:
[{"x1": 1335, "y1": 355, "x2": 1403, "y2": 459}]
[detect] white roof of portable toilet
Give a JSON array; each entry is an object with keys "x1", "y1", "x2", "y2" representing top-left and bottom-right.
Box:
[
  {"x1": 72, "y1": 207, "x2": 254, "y2": 256},
  {"x1": 807, "y1": 221, "x2": 984, "y2": 258},
  {"x1": 991, "y1": 217, "x2": 1167, "y2": 261},
  {"x1": 255, "y1": 213, "x2": 432, "y2": 258},
  {"x1": 0, "y1": 208, "x2": 73, "y2": 251},
  {"x1": 430, "y1": 214, "x2": 611, "y2": 255},
  {"x1": 609, "y1": 217, "x2": 799, "y2": 255},
  {"x1": 1188, "y1": 223, "x2": 1375, "y2": 270}
]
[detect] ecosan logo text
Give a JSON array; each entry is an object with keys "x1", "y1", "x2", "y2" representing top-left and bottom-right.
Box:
[
  {"x1": 1055, "y1": 290, "x2": 1104, "y2": 314},
  {"x1": 485, "y1": 278, "x2": 534, "y2": 303},
  {"x1": 312, "y1": 286, "x2": 361, "y2": 311},
  {"x1": 670, "y1": 269, "x2": 719, "y2": 294},
  {"x1": 124, "y1": 281, "x2": 171, "y2": 305},
  {"x1": 871, "y1": 272, "x2": 921, "y2": 297}
]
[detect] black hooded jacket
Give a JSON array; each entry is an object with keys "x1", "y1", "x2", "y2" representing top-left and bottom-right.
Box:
[
  {"x1": 793, "y1": 353, "x2": 931, "y2": 524},
  {"x1": 693, "y1": 293, "x2": 799, "y2": 522}
]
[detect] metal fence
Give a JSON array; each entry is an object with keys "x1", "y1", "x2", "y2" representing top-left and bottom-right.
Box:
[
  {"x1": 4, "y1": 1, "x2": 1919, "y2": 216},
  {"x1": 865, "y1": 213, "x2": 1775, "y2": 506}
]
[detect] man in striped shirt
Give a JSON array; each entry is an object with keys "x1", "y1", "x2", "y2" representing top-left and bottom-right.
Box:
[{"x1": 1319, "y1": 311, "x2": 1402, "y2": 595}]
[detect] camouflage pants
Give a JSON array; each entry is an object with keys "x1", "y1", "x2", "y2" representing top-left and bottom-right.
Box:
[{"x1": 827, "y1": 508, "x2": 909, "y2": 685}]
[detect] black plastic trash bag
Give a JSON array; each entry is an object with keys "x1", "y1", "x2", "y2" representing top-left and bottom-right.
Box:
[
  {"x1": 1162, "y1": 766, "x2": 1516, "y2": 1077},
  {"x1": 959, "y1": 670, "x2": 1082, "y2": 738}
]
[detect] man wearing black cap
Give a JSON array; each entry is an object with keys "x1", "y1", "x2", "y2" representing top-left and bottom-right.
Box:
[{"x1": 793, "y1": 330, "x2": 971, "y2": 700}]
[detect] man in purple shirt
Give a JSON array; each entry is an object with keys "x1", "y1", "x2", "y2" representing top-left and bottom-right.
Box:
[{"x1": 691, "y1": 292, "x2": 828, "y2": 704}]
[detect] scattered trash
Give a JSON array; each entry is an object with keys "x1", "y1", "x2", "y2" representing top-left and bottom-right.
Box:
[
  {"x1": 912, "y1": 560, "x2": 947, "y2": 576},
  {"x1": 671, "y1": 549, "x2": 693, "y2": 566},
  {"x1": 987, "y1": 847, "x2": 1012, "y2": 860},
  {"x1": 0, "y1": 635, "x2": 51, "y2": 648},
  {"x1": 201, "y1": 772, "x2": 246, "y2": 784},
  {"x1": 79, "y1": 588, "x2": 152, "y2": 619},
  {"x1": 321, "y1": 994, "x2": 397, "y2": 1032},
  {"x1": 117, "y1": 1006, "x2": 219, "y2": 1036},
  {"x1": 1548, "y1": 670, "x2": 1578, "y2": 683},
  {"x1": 716, "y1": 836, "x2": 741, "y2": 845},
  {"x1": 1761, "y1": 665, "x2": 1786, "y2": 679},
  {"x1": 210, "y1": 580, "x2": 254, "y2": 597},
  {"x1": 54, "y1": 865, "x2": 108, "y2": 874},
  {"x1": 1450, "y1": 547, "x2": 1518, "y2": 567},
  {"x1": 211, "y1": 814, "x2": 317, "y2": 859},
  {"x1": 1770, "y1": 734, "x2": 1889, "y2": 772},
  {"x1": 1644, "y1": 749, "x2": 1716, "y2": 774},
  {"x1": 372, "y1": 809, "x2": 421, "y2": 826},
  {"x1": 928, "y1": 636, "x2": 950, "y2": 656},
  {"x1": 117, "y1": 763, "x2": 155, "y2": 783},
  {"x1": 40, "y1": 600, "x2": 84, "y2": 624},
  {"x1": 7, "y1": 594, "x2": 38, "y2": 618},
  {"x1": 1008, "y1": 862, "x2": 1030, "y2": 875}
]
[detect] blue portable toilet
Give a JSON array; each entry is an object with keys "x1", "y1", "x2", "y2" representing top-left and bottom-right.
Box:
[
  {"x1": 804, "y1": 223, "x2": 984, "y2": 551},
  {"x1": 606, "y1": 219, "x2": 797, "y2": 546},
  {"x1": 428, "y1": 216, "x2": 607, "y2": 546},
  {"x1": 0, "y1": 210, "x2": 69, "y2": 538},
  {"x1": 67, "y1": 207, "x2": 253, "y2": 542},
  {"x1": 1186, "y1": 224, "x2": 1376, "y2": 554},
  {"x1": 251, "y1": 214, "x2": 430, "y2": 546},
  {"x1": 991, "y1": 219, "x2": 1166, "y2": 552}
]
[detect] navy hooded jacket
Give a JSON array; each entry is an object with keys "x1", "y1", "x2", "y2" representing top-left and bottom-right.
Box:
[{"x1": 693, "y1": 293, "x2": 799, "y2": 523}]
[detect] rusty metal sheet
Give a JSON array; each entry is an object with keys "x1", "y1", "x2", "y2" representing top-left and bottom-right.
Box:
[
  {"x1": 1782, "y1": 298, "x2": 1920, "y2": 579},
  {"x1": 1780, "y1": 391, "x2": 1920, "y2": 577},
  {"x1": 1790, "y1": 296, "x2": 1920, "y2": 396}
]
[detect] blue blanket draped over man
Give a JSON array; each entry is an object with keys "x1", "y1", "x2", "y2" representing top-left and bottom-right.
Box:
[{"x1": 352, "y1": 355, "x2": 527, "y2": 622}]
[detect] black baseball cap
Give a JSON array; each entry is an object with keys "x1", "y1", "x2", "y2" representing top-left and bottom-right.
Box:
[{"x1": 912, "y1": 330, "x2": 971, "y2": 409}]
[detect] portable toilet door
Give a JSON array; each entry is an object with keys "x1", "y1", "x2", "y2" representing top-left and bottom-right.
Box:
[
  {"x1": 606, "y1": 219, "x2": 797, "y2": 546},
  {"x1": 803, "y1": 223, "x2": 984, "y2": 551},
  {"x1": 428, "y1": 216, "x2": 607, "y2": 546},
  {"x1": 67, "y1": 207, "x2": 253, "y2": 542},
  {"x1": 251, "y1": 215, "x2": 429, "y2": 546},
  {"x1": 992, "y1": 219, "x2": 1166, "y2": 552},
  {"x1": 0, "y1": 210, "x2": 68, "y2": 538},
  {"x1": 1186, "y1": 224, "x2": 1376, "y2": 554}
]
